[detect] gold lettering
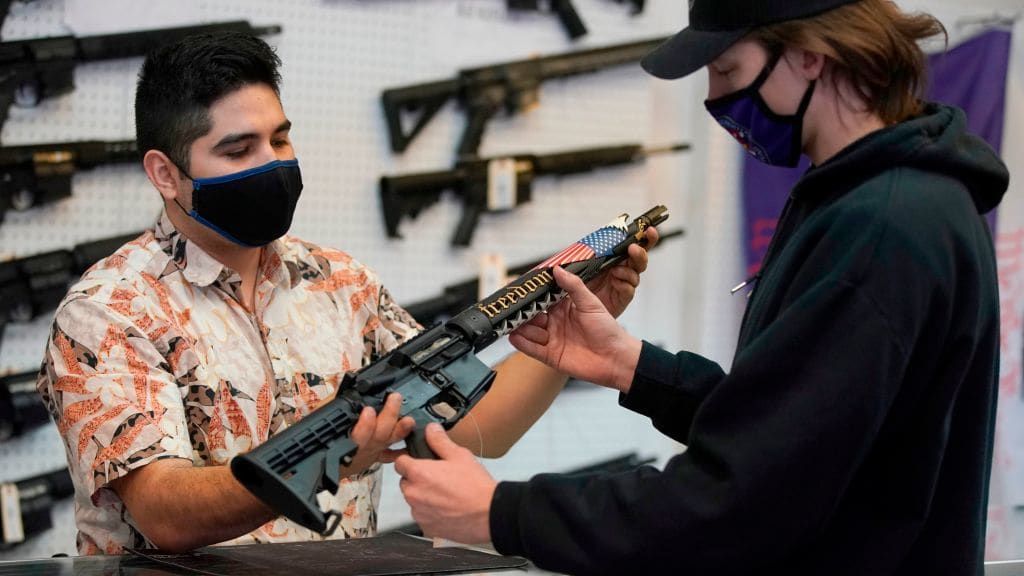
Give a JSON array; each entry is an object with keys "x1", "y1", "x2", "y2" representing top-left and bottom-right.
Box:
[
  {"x1": 477, "y1": 270, "x2": 556, "y2": 320},
  {"x1": 478, "y1": 303, "x2": 500, "y2": 318}
]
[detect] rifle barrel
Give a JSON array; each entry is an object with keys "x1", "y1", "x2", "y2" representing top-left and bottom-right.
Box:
[{"x1": 74, "y1": 21, "x2": 281, "y2": 62}]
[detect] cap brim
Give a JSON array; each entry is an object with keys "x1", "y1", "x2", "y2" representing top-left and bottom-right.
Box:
[{"x1": 641, "y1": 27, "x2": 750, "y2": 80}]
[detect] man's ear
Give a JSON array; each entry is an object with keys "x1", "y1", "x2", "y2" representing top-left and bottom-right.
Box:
[{"x1": 143, "y1": 150, "x2": 187, "y2": 203}]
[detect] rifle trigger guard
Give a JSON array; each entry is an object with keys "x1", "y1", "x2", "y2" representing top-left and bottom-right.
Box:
[{"x1": 323, "y1": 510, "x2": 342, "y2": 537}]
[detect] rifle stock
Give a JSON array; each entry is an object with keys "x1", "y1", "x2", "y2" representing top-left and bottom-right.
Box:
[
  {"x1": 379, "y1": 168, "x2": 464, "y2": 238},
  {"x1": 380, "y1": 79, "x2": 459, "y2": 154}
]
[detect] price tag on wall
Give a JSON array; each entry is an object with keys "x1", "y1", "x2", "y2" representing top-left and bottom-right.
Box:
[
  {"x1": 487, "y1": 158, "x2": 518, "y2": 211},
  {"x1": 0, "y1": 483, "x2": 24, "y2": 544},
  {"x1": 478, "y1": 253, "x2": 509, "y2": 301}
]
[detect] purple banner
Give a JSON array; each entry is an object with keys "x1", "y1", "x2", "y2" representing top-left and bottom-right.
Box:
[{"x1": 741, "y1": 29, "x2": 1013, "y2": 276}]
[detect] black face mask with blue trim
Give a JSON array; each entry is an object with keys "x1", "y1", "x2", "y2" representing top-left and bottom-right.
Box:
[{"x1": 174, "y1": 159, "x2": 303, "y2": 247}]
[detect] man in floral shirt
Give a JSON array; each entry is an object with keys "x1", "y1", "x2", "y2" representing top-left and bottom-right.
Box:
[{"x1": 37, "y1": 32, "x2": 651, "y2": 555}]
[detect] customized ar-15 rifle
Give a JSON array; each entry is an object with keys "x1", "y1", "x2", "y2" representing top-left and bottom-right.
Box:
[
  {"x1": 231, "y1": 205, "x2": 669, "y2": 534},
  {"x1": 404, "y1": 227, "x2": 684, "y2": 326},
  {"x1": 381, "y1": 36, "x2": 667, "y2": 156},
  {"x1": 0, "y1": 468, "x2": 74, "y2": 549},
  {"x1": 0, "y1": 20, "x2": 281, "y2": 141},
  {"x1": 0, "y1": 139, "x2": 139, "y2": 224},
  {"x1": 0, "y1": 231, "x2": 142, "y2": 354},
  {"x1": 381, "y1": 142, "x2": 687, "y2": 246},
  {"x1": 507, "y1": 0, "x2": 645, "y2": 40}
]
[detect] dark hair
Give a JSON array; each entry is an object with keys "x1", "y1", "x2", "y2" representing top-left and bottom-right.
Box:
[
  {"x1": 752, "y1": 0, "x2": 946, "y2": 124},
  {"x1": 135, "y1": 32, "x2": 282, "y2": 172}
]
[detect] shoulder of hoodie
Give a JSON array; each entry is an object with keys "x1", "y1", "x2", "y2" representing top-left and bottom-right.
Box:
[
  {"x1": 812, "y1": 164, "x2": 992, "y2": 294},
  {"x1": 837, "y1": 163, "x2": 987, "y2": 246},
  {"x1": 809, "y1": 102, "x2": 1000, "y2": 245}
]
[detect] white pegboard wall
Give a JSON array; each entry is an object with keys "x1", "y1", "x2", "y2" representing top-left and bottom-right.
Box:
[{"x1": 0, "y1": 0, "x2": 697, "y2": 560}]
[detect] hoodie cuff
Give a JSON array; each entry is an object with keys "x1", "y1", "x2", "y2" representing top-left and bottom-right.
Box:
[
  {"x1": 490, "y1": 481, "x2": 527, "y2": 557},
  {"x1": 618, "y1": 340, "x2": 681, "y2": 416}
]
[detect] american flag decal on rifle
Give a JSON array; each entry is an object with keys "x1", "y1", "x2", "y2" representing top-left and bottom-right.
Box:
[{"x1": 534, "y1": 214, "x2": 631, "y2": 271}]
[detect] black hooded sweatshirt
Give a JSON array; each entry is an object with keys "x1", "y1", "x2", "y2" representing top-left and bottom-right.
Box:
[{"x1": 490, "y1": 104, "x2": 1010, "y2": 576}]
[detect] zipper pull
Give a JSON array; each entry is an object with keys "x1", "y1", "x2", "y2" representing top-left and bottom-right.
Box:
[{"x1": 731, "y1": 273, "x2": 761, "y2": 296}]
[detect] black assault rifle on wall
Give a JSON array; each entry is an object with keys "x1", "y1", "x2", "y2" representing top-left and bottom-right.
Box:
[
  {"x1": 404, "y1": 227, "x2": 684, "y2": 326},
  {"x1": 0, "y1": 20, "x2": 281, "y2": 141},
  {"x1": 381, "y1": 36, "x2": 667, "y2": 157},
  {"x1": 0, "y1": 231, "x2": 142, "y2": 354},
  {"x1": 0, "y1": 139, "x2": 139, "y2": 224},
  {"x1": 507, "y1": 0, "x2": 645, "y2": 40},
  {"x1": 231, "y1": 206, "x2": 669, "y2": 534},
  {"x1": 380, "y1": 142, "x2": 687, "y2": 246}
]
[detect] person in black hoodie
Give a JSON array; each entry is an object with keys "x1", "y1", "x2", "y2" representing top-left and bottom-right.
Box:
[{"x1": 393, "y1": 1, "x2": 1010, "y2": 574}]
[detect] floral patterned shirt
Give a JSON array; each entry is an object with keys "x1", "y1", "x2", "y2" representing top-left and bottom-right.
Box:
[{"x1": 36, "y1": 211, "x2": 420, "y2": 555}]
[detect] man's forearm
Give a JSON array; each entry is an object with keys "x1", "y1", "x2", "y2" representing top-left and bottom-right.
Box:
[
  {"x1": 109, "y1": 458, "x2": 277, "y2": 553},
  {"x1": 450, "y1": 352, "x2": 567, "y2": 457}
]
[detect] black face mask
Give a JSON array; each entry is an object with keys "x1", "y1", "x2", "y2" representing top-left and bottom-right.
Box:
[{"x1": 175, "y1": 159, "x2": 303, "y2": 247}]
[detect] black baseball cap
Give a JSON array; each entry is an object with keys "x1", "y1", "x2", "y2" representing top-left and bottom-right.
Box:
[{"x1": 642, "y1": 0, "x2": 861, "y2": 80}]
